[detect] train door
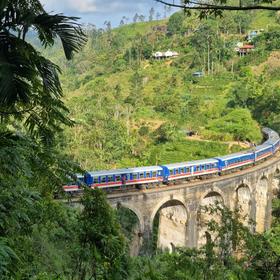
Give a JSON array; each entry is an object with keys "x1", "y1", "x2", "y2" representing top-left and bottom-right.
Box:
[{"x1": 160, "y1": 166, "x2": 170, "y2": 183}]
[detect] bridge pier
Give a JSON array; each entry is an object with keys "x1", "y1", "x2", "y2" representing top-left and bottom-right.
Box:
[
  {"x1": 139, "y1": 214, "x2": 153, "y2": 255},
  {"x1": 187, "y1": 209, "x2": 198, "y2": 248}
]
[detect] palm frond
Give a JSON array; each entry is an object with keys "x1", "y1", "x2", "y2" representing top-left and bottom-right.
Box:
[
  {"x1": 0, "y1": 32, "x2": 37, "y2": 106},
  {"x1": 35, "y1": 55, "x2": 62, "y2": 97},
  {"x1": 34, "y1": 13, "x2": 87, "y2": 59}
]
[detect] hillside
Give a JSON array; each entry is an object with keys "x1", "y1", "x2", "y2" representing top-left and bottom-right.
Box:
[{"x1": 44, "y1": 9, "x2": 280, "y2": 171}]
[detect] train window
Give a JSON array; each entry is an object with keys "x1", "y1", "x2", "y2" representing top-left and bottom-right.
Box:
[
  {"x1": 94, "y1": 177, "x2": 98, "y2": 184},
  {"x1": 180, "y1": 168, "x2": 184, "y2": 174},
  {"x1": 139, "y1": 173, "x2": 144, "y2": 179},
  {"x1": 101, "y1": 176, "x2": 106, "y2": 183},
  {"x1": 170, "y1": 169, "x2": 174, "y2": 175},
  {"x1": 152, "y1": 171, "x2": 157, "y2": 177},
  {"x1": 115, "y1": 175, "x2": 121, "y2": 182},
  {"x1": 196, "y1": 166, "x2": 200, "y2": 171},
  {"x1": 107, "y1": 176, "x2": 113, "y2": 182},
  {"x1": 176, "y1": 169, "x2": 179, "y2": 174},
  {"x1": 186, "y1": 168, "x2": 190, "y2": 173},
  {"x1": 132, "y1": 173, "x2": 138, "y2": 180},
  {"x1": 158, "y1": 171, "x2": 162, "y2": 176},
  {"x1": 146, "y1": 172, "x2": 150, "y2": 178}
]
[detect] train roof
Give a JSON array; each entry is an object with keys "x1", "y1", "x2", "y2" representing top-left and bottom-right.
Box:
[
  {"x1": 255, "y1": 143, "x2": 272, "y2": 152},
  {"x1": 88, "y1": 166, "x2": 162, "y2": 177},
  {"x1": 262, "y1": 127, "x2": 279, "y2": 138},
  {"x1": 161, "y1": 158, "x2": 218, "y2": 169},
  {"x1": 215, "y1": 150, "x2": 254, "y2": 161},
  {"x1": 265, "y1": 138, "x2": 279, "y2": 145}
]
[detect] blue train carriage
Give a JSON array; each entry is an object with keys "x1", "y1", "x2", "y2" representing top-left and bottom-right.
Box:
[
  {"x1": 262, "y1": 127, "x2": 279, "y2": 140},
  {"x1": 264, "y1": 134, "x2": 280, "y2": 154},
  {"x1": 215, "y1": 151, "x2": 255, "y2": 173},
  {"x1": 63, "y1": 174, "x2": 84, "y2": 192},
  {"x1": 160, "y1": 158, "x2": 219, "y2": 183},
  {"x1": 265, "y1": 138, "x2": 279, "y2": 154},
  {"x1": 254, "y1": 143, "x2": 274, "y2": 162},
  {"x1": 273, "y1": 137, "x2": 280, "y2": 152},
  {"x1": 85, "y1": 166, "x2": 164, "y2": 190}
]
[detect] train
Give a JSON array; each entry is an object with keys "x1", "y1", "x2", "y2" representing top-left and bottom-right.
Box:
[{"x1": 63, "y1": 127, "x2": 280, "y2": 193}]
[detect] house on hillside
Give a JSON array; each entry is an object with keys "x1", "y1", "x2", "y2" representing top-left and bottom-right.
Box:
[
  {"x1": 234, "y1": 42, "x2": 255, "y2": 55},
  {"x1": 152, "y1": 50, "x2": 179, "y2": 59},
  {"x1": 153, "y1": 51, "x2": 164, "y2": 59},
  {"x1": 236, "y1": 44, "x2": 255, "y2": 56}
]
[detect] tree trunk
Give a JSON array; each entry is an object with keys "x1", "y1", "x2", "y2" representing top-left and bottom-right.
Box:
[{"x1": 207, "y1": 41, "x2": 210, "y2": 75}]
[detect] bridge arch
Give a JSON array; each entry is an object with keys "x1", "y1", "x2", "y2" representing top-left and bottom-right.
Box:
[
  {"x1": 116, "y1": 202, "x2": 145, "y2": 233},
  {"x1": 272, "y1": 169, "x2": 280, "y2": 195},
  {"x1": 198, "y1": 187, "x2": 226, "y2": 206},
  {"x1": 197, "y1": 191, "x2": 224, "y2": 248},
  {"x1": 151, "y1": 197, "x2": 188, "y2": 252},
  {"x1": 150, "y1": 197, "x2": 187, "y2": 228},
  {"x1": 116, "y1": 202, "x2": 145, "y2": 256},
  {"x1": 235, "y1": 184, "x2": 252, "y2": 225},
  {"x1": 255, "y1": 176, "x2": 269, "y2": 233}
]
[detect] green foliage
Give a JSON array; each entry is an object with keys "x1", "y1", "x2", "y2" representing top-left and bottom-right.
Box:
[
  {"x1": 254, "y1": 28, "x2": 280, "y2": 51},
  {"x1": 233, "y1": 12, "x2": 252, "y2": 34},
  {"x1": 207, "y1": 108, "x2": 262, "y2": 142},
  {"x1": 229, "y1": 74, "x2": 280, "y2": 132},
  {"x1": 167, "y1": 12, "x2": 185, "y2": 35},
  {"x1": 74, "y1": 189, "x2": 128, "y2": 280},
  {"x1": 117, "y1": 207, "x2": 139, "y2": 241},
  {"x1": 1, "y1": 2, "x2": 280, "y2": 278},
  {"x1": 146, "y1": 139, "x2": 233, "y2": 165},
  {"x1": 154, "y1": 123, "x2": 181, "y2": 143},
  {"x1": 129, "y1": 203, "x2": 280, "y2": 280},
  {"x1": 0, "y1": 0, "x2": 86, "y2": 145}
]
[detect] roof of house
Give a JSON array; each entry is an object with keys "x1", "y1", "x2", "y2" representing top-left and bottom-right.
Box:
[{"x1": 240, "y1": 45, "x2": 254, "y2": 49}]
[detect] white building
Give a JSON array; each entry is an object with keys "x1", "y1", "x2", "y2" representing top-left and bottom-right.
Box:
[{"x1": 152, "y1": 50, "x2": 179, "y2": 59}]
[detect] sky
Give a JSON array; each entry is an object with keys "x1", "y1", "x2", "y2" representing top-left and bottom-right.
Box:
[{"x1": 40, "y1": 0, "x2": 177, "y2": 28}]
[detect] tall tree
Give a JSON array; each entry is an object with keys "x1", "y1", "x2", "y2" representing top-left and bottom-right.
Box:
[
  {"x1": 0, "y1": 0, "x2": 86, "y2": 276},
  {"x1": 149, "y1": 7, "x2": 155, "y2": 21},
  {"x1": 0, "y1": 0, "x2": 87, "y2": 144},
  {"x1": 139, "y1": 14, "x2": 145, "y2": 22},
  {"x1": 74, "y1": 189, "x2": 127, "y2": 280},
  {"x1": 133, "y1": 13, "x2": 139, "y2": 23}
]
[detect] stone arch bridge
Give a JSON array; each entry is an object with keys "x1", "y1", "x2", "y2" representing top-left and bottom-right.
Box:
[{"x1": 69, "y1": 155, "x2": 280, "y2": 254}]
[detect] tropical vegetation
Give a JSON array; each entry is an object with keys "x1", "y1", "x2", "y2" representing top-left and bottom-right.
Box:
[{"x1": 1, "y1": 0, "x2": 280, "y2": 279}]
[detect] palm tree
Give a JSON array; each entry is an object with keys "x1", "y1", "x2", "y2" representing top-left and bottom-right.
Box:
[
  {"x1": 0, "y1": 0, "x2": 87, "y2": 143},
  {"x1": 0, "y1": 2, "x2": 86, "y2": 274}
]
